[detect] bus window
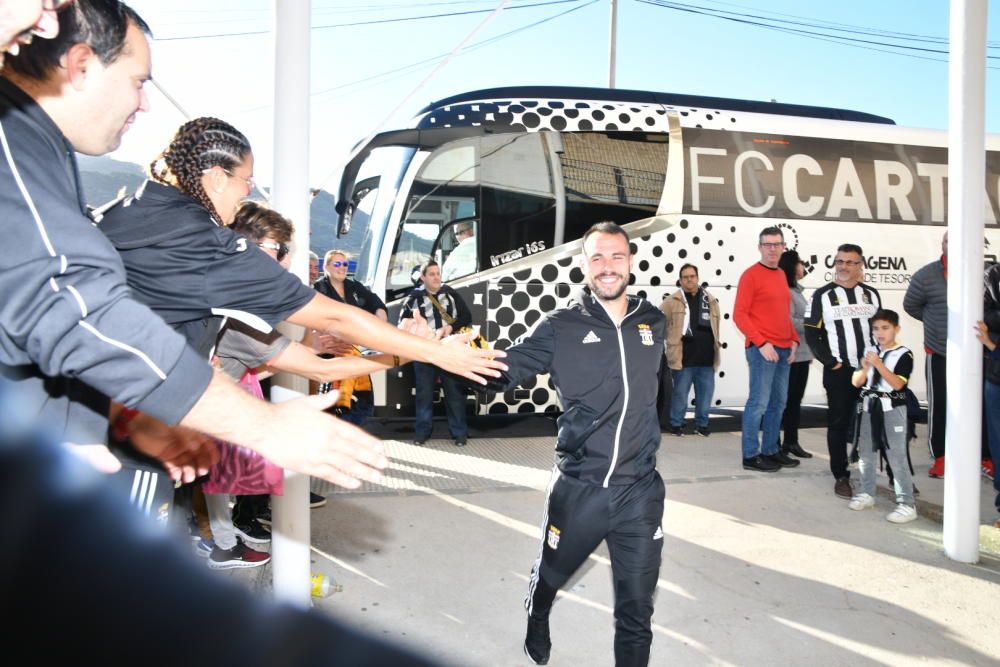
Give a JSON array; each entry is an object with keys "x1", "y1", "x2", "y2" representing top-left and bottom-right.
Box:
[
  {"x1": 478, "y1": 133, "x2": 557, "y2": 270},
  {"x1": 561, "y1": 132, "x2": 669, "y2": 242},
  {"x1": 440, "y1": 218, "x2": 478, "y2": 282},
  {"x1": 387, "y1": 221, "x2": 441, "y2": 294}
]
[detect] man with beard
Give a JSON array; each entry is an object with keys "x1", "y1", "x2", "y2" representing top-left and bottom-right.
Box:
[{"x1": 483, "y1": 222, "x2": 666, "y2": 666}]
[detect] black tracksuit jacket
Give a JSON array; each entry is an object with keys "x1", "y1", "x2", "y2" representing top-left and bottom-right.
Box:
[{"x1": 488, "y1": 289, "x2": 666, "y2": 487}]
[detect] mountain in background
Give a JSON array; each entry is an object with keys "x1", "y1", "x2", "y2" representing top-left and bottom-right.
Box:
[{"x1": 77, "y1": 155, "x2": 363, "y2": 259}]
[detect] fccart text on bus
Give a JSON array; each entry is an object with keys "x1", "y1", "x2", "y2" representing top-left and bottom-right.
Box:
[{"x1": 684, "y1": 129, "x2": 1000, "y2": 225}]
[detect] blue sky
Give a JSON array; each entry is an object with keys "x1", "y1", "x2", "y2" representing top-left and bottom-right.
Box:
[{"x1": 115, "y1": 0, "x2": 999, "y2": 190}]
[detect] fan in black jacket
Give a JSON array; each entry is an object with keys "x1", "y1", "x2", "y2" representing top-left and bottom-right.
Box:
[{"x1": 485, "y1": 223, "x2": 666, "y2": 667}]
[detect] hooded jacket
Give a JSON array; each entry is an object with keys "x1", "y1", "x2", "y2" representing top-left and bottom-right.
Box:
[
  {"x1": 98, "y1": 181, "x2": 315, "y2": 358},
  {"x1": 487, "y1": 289, "x2": 666, "y2": 487}
]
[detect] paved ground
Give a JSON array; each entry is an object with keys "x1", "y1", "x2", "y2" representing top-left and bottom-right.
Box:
[{"x1": 220, "y1": 424, "x2": 1000, "y2": 666}]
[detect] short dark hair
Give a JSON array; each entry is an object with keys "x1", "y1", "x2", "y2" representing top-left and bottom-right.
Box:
[
  {"x1": 778, "y1": 250, "x2": 801, "y2": 288},
  {"x1": 759, "y1": 226, "x2": 783, "y2": 243},
  {"x1": 837, "y1": 243, "x2": 864, "y2": 257},
  {"x1": 871, "y1": 309, "x2": 900, "y2": 327},
  {"x1": 421, "y1": 260, "x2": 439, "y2": 276},
  {"x1": 582, "y1": 221, "x2": 630, "y2": 250},
  {"x1": 5, "y1": 0, "x2": 151, "y2": 80},
  {"x1": 679, "y1": 263, "x2": 698, "y2": 278},
  {"x1": 231, "y1": 201, "x2": 293, "y2": 245}
]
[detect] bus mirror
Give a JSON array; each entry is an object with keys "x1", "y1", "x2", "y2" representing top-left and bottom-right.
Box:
[{"x1": 338, "y1": 203, "x2": 354, "y2": 238}]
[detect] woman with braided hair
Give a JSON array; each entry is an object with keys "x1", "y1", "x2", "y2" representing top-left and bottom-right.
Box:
[
  {"x1": 149, "y1": 116, "x2": 255, "y2": 226},
  {"x1": 98, "y1": 115, "x2": 506, "y2": 436}
]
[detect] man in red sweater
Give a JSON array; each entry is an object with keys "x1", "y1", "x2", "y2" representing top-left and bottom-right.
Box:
[{"x1": 733, "y1": 227, "x2": 800, "y2": 472}]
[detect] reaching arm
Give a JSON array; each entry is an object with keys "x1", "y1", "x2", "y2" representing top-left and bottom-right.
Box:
[
  {"x1": 288, "y1": 293, "x2": 506, "y2": 384},
  {"x1": 179, "y1": 370, "x2": 388, "y2": 489},
  {"x1": 265, "y1": 341, "x2": 403, "y2": 383},
  {"x1": 481, "y1": 318, "x2": 556, "y2": 392}
]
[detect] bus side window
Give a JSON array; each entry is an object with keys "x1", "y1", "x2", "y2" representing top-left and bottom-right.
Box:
[
  {"x1": 560, "y1": 132, "x2": 668, "y2": 241},
  {"x1": 478, "y1": 133, "x2": 556, "y2": 270}
]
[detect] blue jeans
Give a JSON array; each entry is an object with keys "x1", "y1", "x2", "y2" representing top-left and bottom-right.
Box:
[
  {"x1": 985, "y1": 381, "x2": 1000, "y2": 512},
  {"x1": 741, "y1": 345, "x2": 791, "y2": 459},
  {"x1": 343, "y1": 390, "x2": 373, "y2": 428},
  {"x1": 670, "y1": 366, "x2": 715, "y2": 428},
  {"x1": 413, "y1": 361, "x2": 468, "y2": 440}
]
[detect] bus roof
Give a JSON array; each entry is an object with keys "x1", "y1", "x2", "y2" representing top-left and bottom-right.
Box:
[{"x1": 418, "y1": 85, "x2": 895, "y2": 125}]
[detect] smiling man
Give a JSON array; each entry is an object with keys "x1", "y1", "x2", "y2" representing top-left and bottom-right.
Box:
[
  {"x1": 480, "y1": 222, "x2": 667, "y2": 666},
  {"x1": 805, "y1": 242, "x2": 881, "y2": 498}
]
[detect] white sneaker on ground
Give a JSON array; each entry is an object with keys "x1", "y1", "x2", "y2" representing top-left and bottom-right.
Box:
[
  {"x1": 848, "y1": 493, "x2": 875, "y2": 511},
  {"x1": 886, "y1": 504, "x2": 918, "y2": 524}
]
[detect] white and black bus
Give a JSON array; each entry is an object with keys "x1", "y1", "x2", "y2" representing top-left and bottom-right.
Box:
[{"x1": 334, "y1": 86, "x2": 1000, "y2": 417}]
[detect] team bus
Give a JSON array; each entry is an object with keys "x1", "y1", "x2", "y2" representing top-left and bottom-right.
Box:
[{"x1": 334, "y1": 86, "x2": 1000, "y2": 418}]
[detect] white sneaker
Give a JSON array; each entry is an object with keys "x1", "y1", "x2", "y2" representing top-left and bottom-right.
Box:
[
  {"x1": 886, "y1": 504, "x2": 918, "y2": 524},
  {"x1": 848, "y1": 493, "x2": 875, "y2": 511}
]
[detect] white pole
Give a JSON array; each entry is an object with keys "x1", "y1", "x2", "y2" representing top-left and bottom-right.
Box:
[
  {"x1": 944, "y1": 0, "x2": 987, "y2": 564},
  {"x1": 608, "y1": 0, "x2": 618, "y2": 89},
  {"x1": 270, "y1": 0, "x2": 313, "y2": 606}
]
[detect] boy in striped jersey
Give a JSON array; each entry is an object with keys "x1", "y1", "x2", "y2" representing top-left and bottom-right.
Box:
[
  {"x1": 804, "y1": 244, "x2": 882, "y2": 499},
  {"x1": 847, "y1": 310, "x2": 917, "y2": 524}
]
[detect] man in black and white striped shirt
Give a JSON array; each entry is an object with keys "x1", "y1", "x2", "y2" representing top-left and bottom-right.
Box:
[
  {"x1": 805, "y1": 243, "x2": 882, "y2": 498},
  {"x1": 398, "y1": 261, "x2": 472, "y2": 446}
]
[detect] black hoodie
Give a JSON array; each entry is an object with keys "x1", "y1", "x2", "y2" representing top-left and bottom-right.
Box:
[
  {"x1": 487, "y1": 289, "x2": 666, "y2": 487},
  {"x1": 98, "y1": 180, "x2": 314, "y2": 358}
]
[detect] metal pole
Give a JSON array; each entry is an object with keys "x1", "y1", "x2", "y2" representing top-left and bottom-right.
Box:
[
  {"x1": 608, "y1": 0, "x2": 617, "y2": 89},
  {"x1": 270, "y1": 0, "x2": 313, "y2": 605},
  {"x1": 944, "y1": 0, "x2": 987, "y2": 564}
]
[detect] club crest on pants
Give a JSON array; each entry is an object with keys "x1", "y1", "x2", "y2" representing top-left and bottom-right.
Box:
[{"x1": 547, "y1": 524, "x2": 561, "y2": 550}]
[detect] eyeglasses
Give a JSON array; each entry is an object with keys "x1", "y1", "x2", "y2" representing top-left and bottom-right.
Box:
[
  {"x1": 834, "y1": 259, "x2": 862, "y2": 267},
  {"x1": 258, "y1": 241, "x2": 289, "y2": 261},
  {"x1": 759, "y1": 242, "x2": 786, "y2": 249},
  {"x1": 224, "y1": 169, "x2": 255, "y2": 191},
  {"x1": 328, "y1": 261, "x2": 348, "y2": 268},
  {"x1": 455, "y1": 227, "x2": 473, "y2": 237}
]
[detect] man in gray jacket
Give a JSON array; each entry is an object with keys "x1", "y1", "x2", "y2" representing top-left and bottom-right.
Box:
[
  {"x1": 0, "y1": 0, "x2": 393, "y2": 494},
  {"x1": 903, "y1": 233, "x2": 948, "y2": 478}
]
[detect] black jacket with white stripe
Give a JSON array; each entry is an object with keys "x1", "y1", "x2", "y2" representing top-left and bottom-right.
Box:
[
  {"x1": 486, "y1": 289, "x2": 666, "y2": 487},
  {"x1": 0, "y1": 78, "x2": 211, "y2": 444},
  {"x1": 98, "y1": 180, "x2": 315, "y2": 359},
  {"x1": 804, "y1": 281, "x2": 881, "y2": 369}
]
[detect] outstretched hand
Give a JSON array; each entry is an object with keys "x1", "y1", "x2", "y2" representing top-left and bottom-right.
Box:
[
  {"x1": 399, "y1": 310, "x2": 438, "y2": 340},
  {"x1": 252, "y1": 391, "x2": 390, "y2": 490},
  {"x1": 127, "y1": 415, "x2": 219, "y2": 484}
]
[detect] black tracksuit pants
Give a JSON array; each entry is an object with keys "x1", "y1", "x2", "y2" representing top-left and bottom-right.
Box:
[
  {"x1": 823, "y1": 364, "x2": 860, "y2": 480},
  {"x1": 925, "y1": 352, "x2": 991, "y2": 460},
  {"x1": 526, "y1": 469, "x2": 665, "y2": 667}
]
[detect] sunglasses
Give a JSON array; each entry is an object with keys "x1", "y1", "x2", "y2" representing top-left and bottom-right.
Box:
[
  {"x1": 328, "y1": 261, "x2": 348, "y2": 268},
  {"x1": 258, "y1": 241, "x2": 289, "y2": 261}
]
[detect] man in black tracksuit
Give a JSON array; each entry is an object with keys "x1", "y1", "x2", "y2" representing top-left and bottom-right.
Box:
[{"x1": 486, "y1": 223, "x2": 666, "y2": 667}]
